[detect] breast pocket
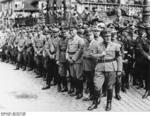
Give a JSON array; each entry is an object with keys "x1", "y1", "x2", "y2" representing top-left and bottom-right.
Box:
[{"x1": 106, "y1": 50, "x2": 116, "y2": 56}]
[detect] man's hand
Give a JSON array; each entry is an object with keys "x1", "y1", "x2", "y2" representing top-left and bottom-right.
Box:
[
  {"x1": 56, "y1": 61, "x2": 60, "y2": 65},
  {"x1": 68, "y1": 59, "x2": 74, "y2": 64},
  {"x1": 117, "y1": 71, "x2": 122, "y2": 76},
  {"x1": 102, "y1": 51, "x2": 106, "y2": 56}
]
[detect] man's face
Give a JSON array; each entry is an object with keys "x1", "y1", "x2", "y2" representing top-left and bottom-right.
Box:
[
  {"x1": 86, "y1": 32, "x2": 93, "y2": 41},
  {"x1": 66, "y1": 31, "x2": 71, "y2": 38},
  {"x1": 70, "y1": 29, "x2": 76, "y2": 37},
  {"x1": 103, "y1": 34, "x2": 111, "y2": 43},
  {"x1": 138, "y1": 28, "x2": 145, "y2": 36},
  {"x1": 62, "y1": 31, "x2": 67, "y2": 38},
  {"x1": 93, "y1": 30, "x2": 100, "y2": 37}
]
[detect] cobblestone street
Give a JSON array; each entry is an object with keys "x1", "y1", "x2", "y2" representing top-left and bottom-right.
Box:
[{"x1": 0, "y1": 62, "x2": 150, "y2": 112}]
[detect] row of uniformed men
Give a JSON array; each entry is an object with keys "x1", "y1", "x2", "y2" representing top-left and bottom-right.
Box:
[{"x1": 0, "y1": 24, "x2": 130, "y2": 111}]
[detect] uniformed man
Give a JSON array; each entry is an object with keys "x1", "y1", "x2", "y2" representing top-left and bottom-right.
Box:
[
  {"x1": 93, "y1": 23, "x2": 106, "y2": 97},
  {"x1": 33, "y1": 32, "x2": 45, "y2": 78},
  {"x1": 111, "y1": 31, "x2": 123, "y2": 100},
  {"x1": 133, "y1": 23, "x2": 146, "y2": 89},
  {"x1": 42, "y1": 33, "x2": 52, "y2": 90},
  {"x1": 21, "y1": 31, "x2": 28, "y2": 71},
  {"x1": 49, "y1": 28, "x2": 60, "y2": 87},
  {"x1": 10, "y1": 32, "x2": 17, "y2": 64},
  {"x1": 82, "y1": 29, "x2": 97, "y2": 101},
  {"x1": 88, "y1": 30, "x2": 123, "y2": 111},
  {"x1": 4, "y1": 34, "x2": 11, "y2": 63},
  {"x1": 66, "y1": 27, "x2": 84, "y2": 99},
  {"x1": 15, "y1": 33, "x2": 26, "y2": 70},
  {"x1": 92, "y1": 23, "x2": 104, "y2": 43},
  {"x1": 25, "y1": 32, "x2": 34, "y2": 71},
  {"x1": 121, "y1": 31, "x2": 135, "y2": 92},
  {"x1": 13, "y1": 32, "x2": 19, "y2": 64},
  {"x1": 137, "y1": 23, "x2": 150, "y2": 99},
  {"x1": 56, "y1": 28, "x2": 69, "y2": 92}
]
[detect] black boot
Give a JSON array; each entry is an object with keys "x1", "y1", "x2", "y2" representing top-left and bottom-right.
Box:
[
  {"x1": 142, "y1": 90, "x2": 150, "y2": 99},
  {"x1": 42, "y1": 85, "x2": 50, "y2": 90},
  {"x1": 57, "y1": 75, "x2": 62, "y2": 92},
  {"x1": 22, "y1": 67, "x2": 26, "y2": 71},
  {"x1": 88, "y1": 99, "x2": 98, "y2": 111},
  {"x1": 68, "y1": 77, "x2": 74, "y2": 94},
  {"x1": 68, "y1": 89, "x2": 74, "y2": 94},
  {"x1": 105, "y1": 89, "x2": 113, "y2": 111},
  {"x1": 76, "y1": 80, "x2": 83, "y2": 99},
  {"x1": 14, "y1": 67, "x2": 19, "y2": 70},
  {"x1": 121, "y1": 84, "x2": 126, "y2": 93},
  {"x1": 88, "y1": 90, "x2": 101, "y2": 111},
  {"x1": 57, "y1": 84, "x2": 62, "y2": 92},
  {"x1": 106, "y1": 101, "x2": 112, "y2": 111},
  {"x1": 61, "y1": 77, "x2": 68, "y2": 92},
  {"x1": 115, "y1": 83, "x2": 121, "y2": 100},
  {"x1": 70, "y1": 78, "x2": 77, "y2": 96}
]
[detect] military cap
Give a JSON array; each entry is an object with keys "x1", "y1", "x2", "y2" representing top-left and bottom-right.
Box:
[
  {"x1": 107, "y1": 23, "x2": 115, "y2": 29},
  {"x1": 92, "y1": 22, "x2": 106, "y2": 31},
  {"x1": 52, "y1": 28, "x2": 60, "y2": 33},
  {"x1": 97, "y1": 22, "x2": 106, "y2": 28}
]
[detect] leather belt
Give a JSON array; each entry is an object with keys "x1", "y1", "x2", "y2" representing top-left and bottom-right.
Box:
[
  {"x1": 60, "y1": 49, "x2": 66, "y2": 52},
  {"x1": 68, "y1": 52, "x2": 76, "y2": 55},
  {"x1": 98, "y1": 58, "x2": 116, "y2": 63},
  {"x1": 50, "y1": 51, "x2": 55, "y2": 55}
]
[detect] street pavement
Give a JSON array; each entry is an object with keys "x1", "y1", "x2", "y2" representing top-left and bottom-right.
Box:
[{"x1": 0, "y1": 62, "x2": 150, "y2": 112}]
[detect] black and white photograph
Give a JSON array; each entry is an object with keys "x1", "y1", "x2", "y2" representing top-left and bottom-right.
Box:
[{"x1": 0, "y1": 0, "x2": 150, "y2": 113}]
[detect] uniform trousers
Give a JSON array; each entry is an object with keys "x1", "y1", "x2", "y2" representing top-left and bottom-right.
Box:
[{"x1": 69, "y1": 63, "x2": 83, "y2": 94}]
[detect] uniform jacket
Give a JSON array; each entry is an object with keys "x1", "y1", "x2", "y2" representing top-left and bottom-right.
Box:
[
  {"x1": 33, "y1": 37, "x2": 45, "y2": 56},
  {"x1": 56, "y1": 37, "x2": 68, "y2": 63},
  {"x1": 50, "y1": 36, "x2": 60, "y2": 59},
  {"x1": 83, "y1": 38, "x2": 97, "y2": 71},
  {"x1": 92, "y1": 41, "x2": 123, "y2": 72},
  {"x1": 138, "y1": 37, "x2": 150, "y2": 65},
  {"x1": 66, "y1": 35, "x2": 84, "y2": 64},
  {"x1": 18, "y1": 38, "x2": 26, "y2": 52}
]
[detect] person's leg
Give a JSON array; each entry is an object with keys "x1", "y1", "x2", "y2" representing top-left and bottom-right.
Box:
[
  {"x1": 88, "y1": 71, "x2": 104, "y2": 111},
  {"x1": 142, "y1": 66, "x2": 150, "y2": 99},
  {"x1": 15, "y1": 52, "x2": 21, "y2": 70},
  {"x1": 42, "y1": 57, "x2": 51, "y2": 90},
  {"x1": 85, "y1": 70, "x2": 95, "y2": 100},
  {"x1": 115, "y1": 74, "x2": 122, "y2": 100},
  {"x1": 105, "y1": 72, "x2": 116, "y2": 111},
  {"x1": 75, "y1": 63, "x2": 83, "y2": 99}
]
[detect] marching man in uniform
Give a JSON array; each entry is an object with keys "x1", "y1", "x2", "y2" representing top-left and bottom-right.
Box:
[{"x1": 88, "y1": 30, "x2": 123, "y2": 111}]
